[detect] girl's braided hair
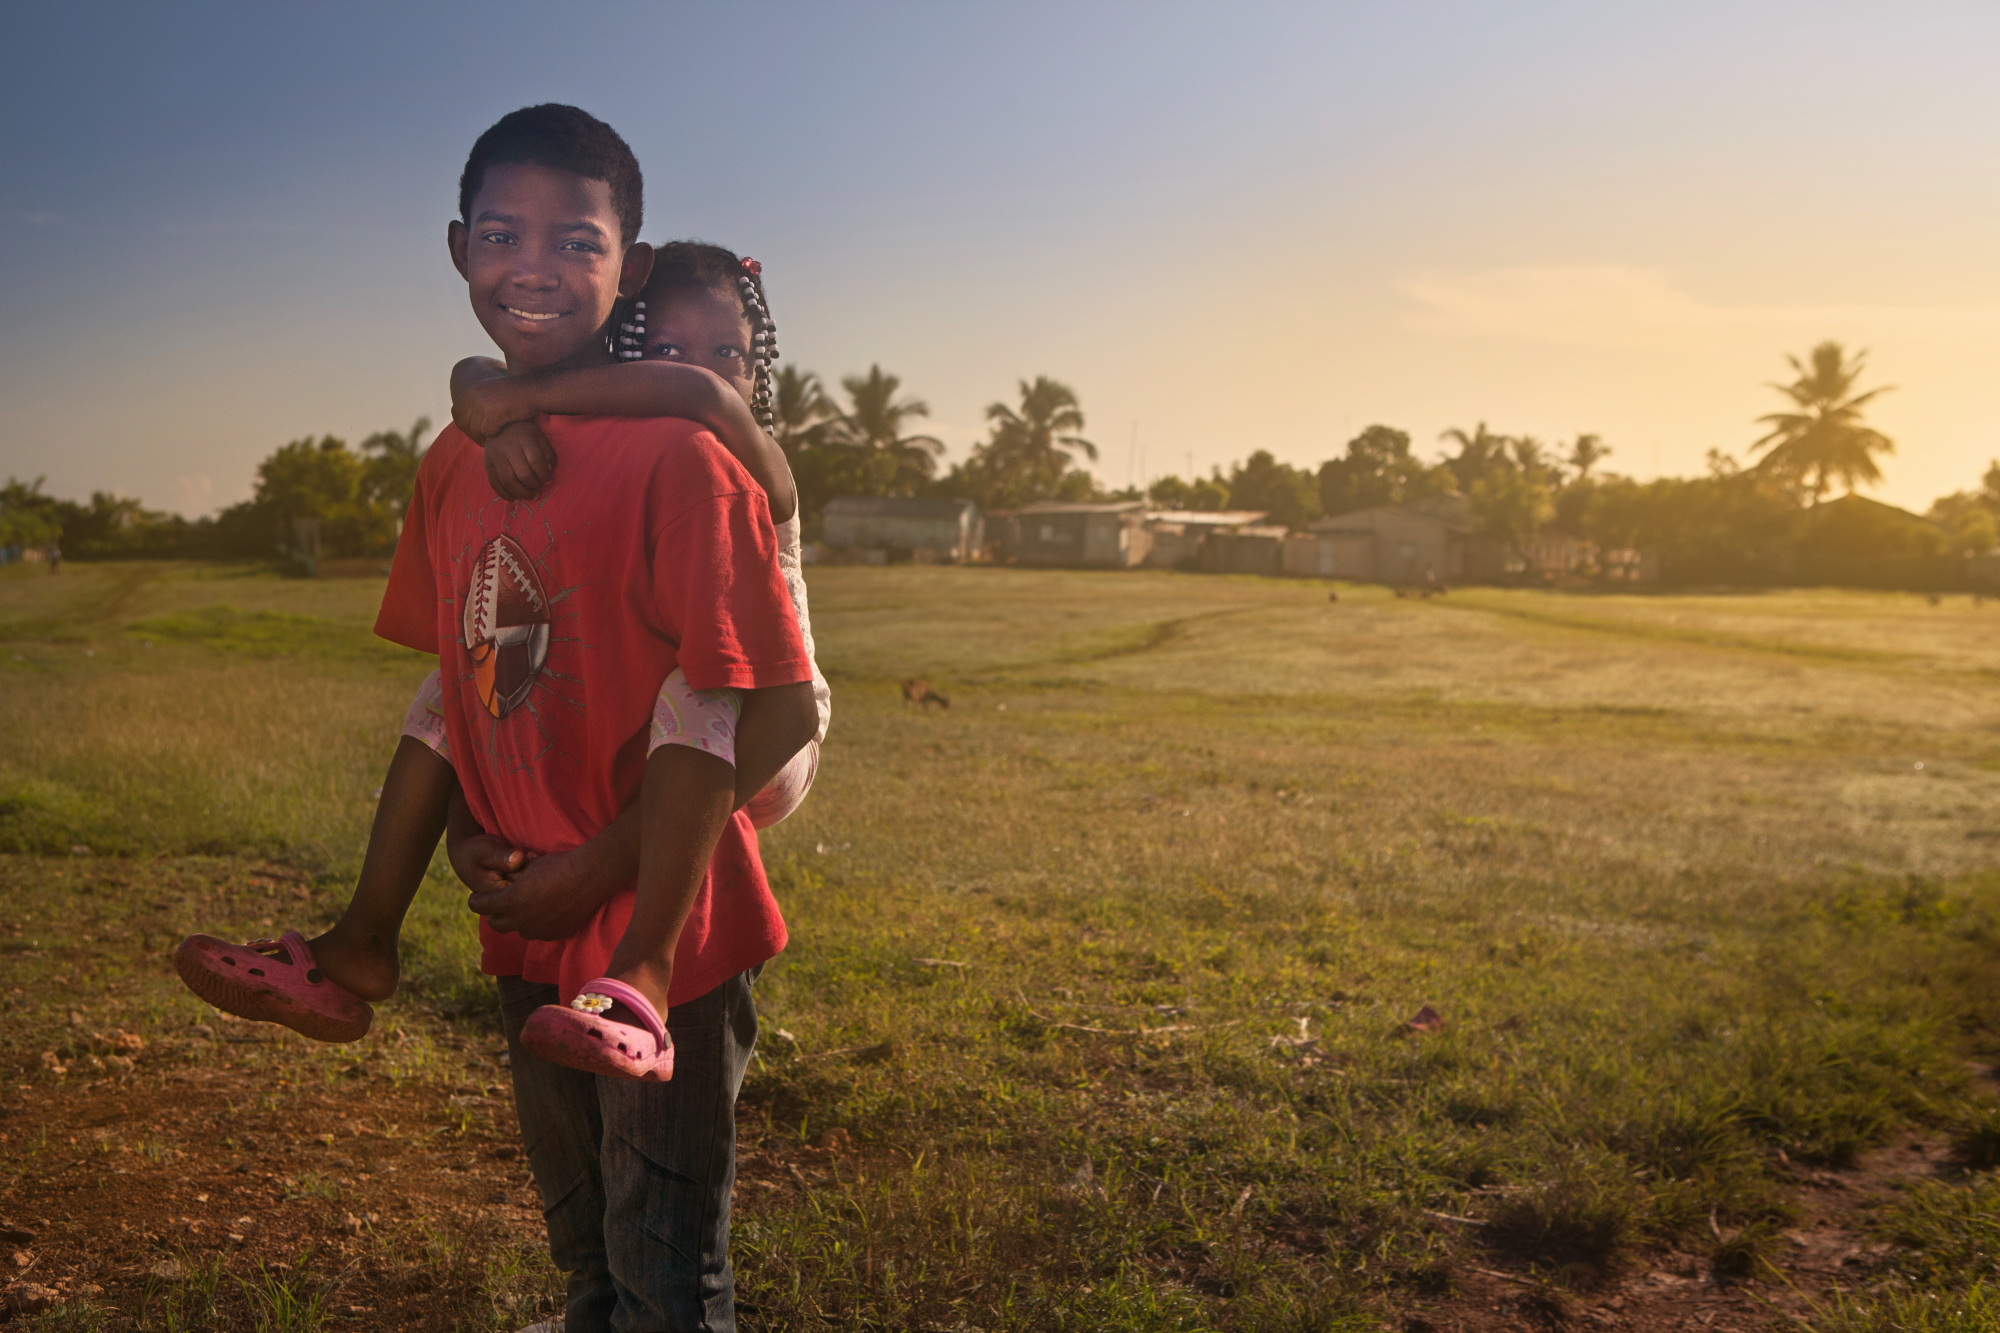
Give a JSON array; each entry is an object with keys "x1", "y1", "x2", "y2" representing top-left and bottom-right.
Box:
[{"x1": 623, "y1": 240, "x2": 779, "y2": 432}]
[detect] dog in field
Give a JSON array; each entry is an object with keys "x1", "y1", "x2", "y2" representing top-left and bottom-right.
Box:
[{"x1": 902, "y1": 677, "x2": 950, "y2": 710}]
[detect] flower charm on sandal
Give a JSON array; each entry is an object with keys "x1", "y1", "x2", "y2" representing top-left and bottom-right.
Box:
[{"x1": 571, "y1": 993, "x2": 615, "y2": 1014}]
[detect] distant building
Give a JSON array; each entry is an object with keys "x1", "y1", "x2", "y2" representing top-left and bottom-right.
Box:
[
  {"x1": 1295, "y1": 504, "x2": 1505, "y2": 584},
  {"x1": 1788, "y1": 494, "x2": 1957, "y2": 590},
  {"x1": 1282, "y1": 528, "x2": 1370, "y2": 578},
  {"x1": 1142, "y1": 510, "x2": 1270, "y2": 570},
  {"x1": 1971, "y1": 549, "x2": 2000, "y2": 591},
  {"x1": 822, "y1": 497, "x2": 982, "y2": 564},
  {"x1": 1200, "y1": 524, "x2": 1290, "y2": 575},
  {"x1": 1011, "y1": 500, "x2": 1151, "y2": 568}
]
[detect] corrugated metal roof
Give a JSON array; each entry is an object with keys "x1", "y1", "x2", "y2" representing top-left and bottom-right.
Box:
[
  {"x1": 823, "y1": 497, "x2": 977, "y2": 520},
  {"x1": 1145, "y1": 510, "x2": 1270, "y2": 526},
  {"x1": 1016, "y1": 500, "x2": 1145, "y2": 514},
  {"x1": 1309, "y1": 504, "x2": 1470, "y2": 534}
]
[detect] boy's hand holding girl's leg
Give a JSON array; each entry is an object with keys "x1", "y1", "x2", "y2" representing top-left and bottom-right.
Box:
[
  {"x1": 463, "y1": 806, "x2": 638, "y2": 942},
  {"x1": 457, "y1": 678, "x2": 818, "y2": 948}
]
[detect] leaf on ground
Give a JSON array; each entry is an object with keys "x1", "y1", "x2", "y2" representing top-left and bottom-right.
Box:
[{"x1": 1406, "y1": 1003, "x2": 1445, "y2": 1034}]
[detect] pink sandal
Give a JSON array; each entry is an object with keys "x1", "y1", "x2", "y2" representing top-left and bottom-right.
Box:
[
  {"x1": 172, "y1": 930, "x2": 373, "y2": 1044},
  {"x1": 520, "y1": 978, "x2": 674, "y2": 1082}
]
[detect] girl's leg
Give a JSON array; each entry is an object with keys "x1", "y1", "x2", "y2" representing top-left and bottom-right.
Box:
[
  {"x1": 307, "y1": 737, "x2": 455, "y2": 1001},
  {"x1": 651, "y1": 666, "x2": 814, "y2": 822},
  {"x1": 307, "y1": 672, "x2": 457, "y2": 1001},
  {"x1": 603, "y1": 742, "x2": 735, "y2": 1015},
  {"x1": 527, "y1": 673, "x2": 798, "y2": 1061},
  {"x1": 743, "y1": 739, "x2": 818, "y2": 829}
]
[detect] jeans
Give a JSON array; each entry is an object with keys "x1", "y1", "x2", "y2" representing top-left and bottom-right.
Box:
[{"x1": 499, "y1": 969, "x2": 759, "y2": 1333}]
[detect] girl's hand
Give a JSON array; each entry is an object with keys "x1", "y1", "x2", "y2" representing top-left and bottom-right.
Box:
[
  {"x1": 484, "y1": 421, "x2": 557, "y2": 501},
  {"x1": 452, "y1": 375, "x2": 532, "y2": 444}
]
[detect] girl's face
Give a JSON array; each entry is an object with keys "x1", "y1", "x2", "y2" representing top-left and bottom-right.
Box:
[{"x1": 642, "y1": 283, "x2": 755, "y2": 406}]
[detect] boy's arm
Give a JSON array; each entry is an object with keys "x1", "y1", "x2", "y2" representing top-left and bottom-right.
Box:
[
  {"x1": 456, "y1": 362, "x2": 798, "y2": 522},
  {"x1": 460, "y1": 680, "x2": 817, "y2": 941}
]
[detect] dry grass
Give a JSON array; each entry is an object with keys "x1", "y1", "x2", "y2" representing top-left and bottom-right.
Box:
[{"x1": 4, "y1": 561, "x2": 2000, "y2": 1330}]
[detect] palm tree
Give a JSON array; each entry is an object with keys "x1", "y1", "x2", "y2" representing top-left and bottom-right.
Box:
[
  {"x1": 1438, "y1": 422, "x2": 1511, "y2": 490},
  {"x1": 770, "y1": 366, "x2": 837, "y2": 458},
  {"x1": 360, "y1": 416, "x2": 431, "y2": 552},
  {"x1": 1566, "y1": 433, "x2": 1611, "y2": 481},
  {"x1": 828, "y1": 365, "x2": 943, "y2": 487},
  {"x1": 1510, "y1": 435, "x2": 1555, "y2": 478},
  {"x1": 981, "y1": 376, "x2": 1095, "y2": 486},
  {"x1": 1751, "y1": 342, "x2": 1894, "y2": 502}
]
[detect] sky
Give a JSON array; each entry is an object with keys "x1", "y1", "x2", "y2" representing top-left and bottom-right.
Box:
[{"x1": 5, "y1": 1, "x2": 1998, "y2": 517}]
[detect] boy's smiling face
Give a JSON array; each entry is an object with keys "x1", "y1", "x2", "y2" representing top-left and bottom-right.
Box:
[{"x1": 448, "y1": 161, "x2": 651, "y2": 373}]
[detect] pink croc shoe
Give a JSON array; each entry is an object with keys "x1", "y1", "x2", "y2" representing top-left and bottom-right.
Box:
[
  {"x1": 172, "y1": 930, "x2": 372, "y2": 1043},
  {"x1": 520, "y1": 978, "x2": 674, "y2": 1082}
]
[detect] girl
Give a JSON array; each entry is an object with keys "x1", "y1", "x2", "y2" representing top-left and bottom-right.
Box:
[{"x1": 175, "y1": 244, "x2": 828, "y2": 1081}]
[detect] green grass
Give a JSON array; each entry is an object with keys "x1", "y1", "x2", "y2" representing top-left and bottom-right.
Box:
[
  {"x1": 6, "y1": 561, "x2": 2000, "y2": 1329},
  {"x1": 1801, "y1": 1285, "x2": 2000, "y2": 1333}
]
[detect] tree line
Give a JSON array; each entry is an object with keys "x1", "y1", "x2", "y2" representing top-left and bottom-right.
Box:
[
  {"x1": 0, "y1": 419, "x2": 430, "y2": 564},
  {"x1": 5, "y1": 341, "x2": 1994, "y2": 587},
  {"x1": 763, "y1": 340, "x2": 1992, "y2": 589}
]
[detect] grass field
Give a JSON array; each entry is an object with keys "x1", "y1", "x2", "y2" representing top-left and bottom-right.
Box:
[{"x1": 3, "y1": 560, "x2": 1999, "y2": 1332}]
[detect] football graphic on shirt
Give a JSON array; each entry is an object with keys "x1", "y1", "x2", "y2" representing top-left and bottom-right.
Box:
[{"x1": 461, "y1": 534, "x2": 551, "y2": 718}]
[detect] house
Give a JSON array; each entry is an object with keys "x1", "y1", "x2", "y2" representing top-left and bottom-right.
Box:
[
  {"x1": 1200, "y1": 524, "x2": 1290, "y2": 575},
  {"x1": 1788, "y1": 494, "x2": 1957, "y2": 590},
  {"x1": 1142, "y1": 510, "x2": 1270, "y2": 570},
  {"x1": 1010, "y1": 500, "x2": 1152, "y2": 568},
  {"x1": 1296, "y1": 504, "x2": 1505, "y2": 584},
  {"x1": 1282, "y1": 528, "x2": 1371, "y2": 577},
  {"x1": 1972, "y1": 550, "x2": 2000, "y2": 591},
  {"x1": 1600, "y1": 548, "x2": 1661, "y2": 584},
  {"x1": 821, "y1": 497, "x2": 983, "y2": 564}
]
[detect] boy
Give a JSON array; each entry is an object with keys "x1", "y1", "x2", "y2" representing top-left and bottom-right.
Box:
[{"x1": 376, "y1": 104, "x2": 814, "y2": 1332}]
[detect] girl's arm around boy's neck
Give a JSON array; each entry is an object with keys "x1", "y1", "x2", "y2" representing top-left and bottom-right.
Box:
[{"x1": 450, "y1": 358, "x2": 797, "y2": 523}]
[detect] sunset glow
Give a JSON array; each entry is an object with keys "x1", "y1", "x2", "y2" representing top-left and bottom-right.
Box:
[{"x1": 5, "y1": 2, "x2": 1996, "y2": 514}]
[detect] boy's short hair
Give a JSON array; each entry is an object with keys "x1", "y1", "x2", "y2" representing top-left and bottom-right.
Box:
[{"x1": 458, "y1": 104, "x2": 644, "y2": 247}]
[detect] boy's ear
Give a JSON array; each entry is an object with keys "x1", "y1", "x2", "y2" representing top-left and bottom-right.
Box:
[
  {"x1": 618, "y1": 242, "x2": 654, "y2": 299},
  {"x1": 448, "y1": 220, "x2": 471, "y2": 281}
]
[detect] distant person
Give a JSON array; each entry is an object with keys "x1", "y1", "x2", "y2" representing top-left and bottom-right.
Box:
[
  {"x1": 45, "y1": 539, "x2": 59, "y2": 574},
  {"x1": 174, "y1": 104, "x2": 820, "y2": 1331}
]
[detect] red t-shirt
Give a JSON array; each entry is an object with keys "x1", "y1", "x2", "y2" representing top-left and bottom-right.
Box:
[{"x1": 375, "y1": 417, "x2": 812, "y2": 1006}]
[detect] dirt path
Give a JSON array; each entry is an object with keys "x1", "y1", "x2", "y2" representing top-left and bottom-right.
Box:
[
  {"x1": 1399, "y1": 1143, "x2": 1941, "y2": 1332},
  {"x1": 0, "y1": 1047, "x2": 1937, "y2": 1331}
]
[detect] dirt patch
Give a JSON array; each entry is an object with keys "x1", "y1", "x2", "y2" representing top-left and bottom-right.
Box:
[
  {"x1": 0, "y1": 1033, "x2": 865, "y2": 1329},
  {"x1": 1395, "y1": 1141, "x2": 1952, "y2": 1332},
  {"x1": 0, "y1": 1060, "x2": 544, "y2": 1328},
  {"x1": 0, "y1": 1048, "x2": 1955, "y2": 1331}
]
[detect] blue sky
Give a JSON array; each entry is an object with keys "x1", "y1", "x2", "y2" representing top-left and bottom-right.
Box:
[{"x1": 6, "y1": 1, "x2": 1997, "y2": 515}]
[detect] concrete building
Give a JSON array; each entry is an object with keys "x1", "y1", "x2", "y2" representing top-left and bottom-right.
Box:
[
  {"x1": 1011, "y1": 500, "x2": 1152, "y2": 568},
  {"x1": 822, "y1": 497, "x2": 983, "y2": 563},
  {"x1": 1141, "y1": 510, "x2": 1271, "y2": 569},
  {"x1": 1282, "y1": 528, "x2": 1372, "y2": 578},
  {"x1": 1199, "y1": 524, "x2": 1290, "y2": 575},
  {"x1": 1298, "y1": 504, "x2": 1504, "y2": 584}
]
